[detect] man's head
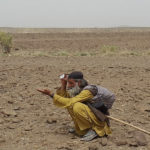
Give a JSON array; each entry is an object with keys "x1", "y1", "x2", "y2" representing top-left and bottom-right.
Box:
[{"x1": 67, "y1": 71, "x2": 88, "y2": 97}]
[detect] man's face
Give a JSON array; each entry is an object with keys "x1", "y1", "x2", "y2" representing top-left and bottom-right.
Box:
[
  {"x1": 67, "y1": 79, "x2": 76, "y2": 88},
  {"x1": 67, "y1": 79, "x2": 81, "y2": 97}
]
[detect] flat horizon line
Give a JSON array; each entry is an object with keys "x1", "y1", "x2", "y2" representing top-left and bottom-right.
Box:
[{"x1": 0, "y1": 26, "x2": 150, "y2": 29}]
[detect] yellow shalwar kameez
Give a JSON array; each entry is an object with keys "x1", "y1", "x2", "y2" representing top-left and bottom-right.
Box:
[{"x1": 53, "y1": 88, "x2": 111, "y2": 136}]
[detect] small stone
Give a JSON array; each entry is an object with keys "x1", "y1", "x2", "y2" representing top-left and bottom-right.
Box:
[
  {"x1": 128, "y1": 139, "x2": 138, "y2": 147},
  {"x1": 24, "y1": 127, "x2": 32, "y2": 131},
  {"x1": 116, "y1": 140, "x2": 127, "y2": 146},
  {"x1": 127, "y1": 134, "x2": 134, "y2": 138},
  {"x1": 100, "y1": 137, "x2": 107, "y2": 146},
  {"x1": 11, "y1": 118, "x2": 22, "y2": 123},
  {"x1": 15, "y1": 48, "x2": 19, "y2": 51},
  {"x1": 49, "y1": 113, "x2": 54, "y2": 116},
  {"x1": 30, "y1": 101, "x2": 34, "y2": 105},
  {"x1": 46, "y1": 118, "x2": 57, "y2": 124},
  {"x1": 145, "y1": 109, "x2": 150, "y2": 112},
  {"x1": 13, "y1": 106, "x2": 21, "y2": 110},
  {"x1": 129, "y1": 141, "x2": 138, "y2": 147},
  {"x1": 8, "y1": 100, "x2": 14, "y2": 104},
  {"x1": 88, "y1": 144, "x2": 98, "y2": 150},
  {"x1": 7, "y1": 125, "x2": 16, "y2": 129},
  {"x1": 57, "y1": 146, "x2": 72, "y2": 150}
]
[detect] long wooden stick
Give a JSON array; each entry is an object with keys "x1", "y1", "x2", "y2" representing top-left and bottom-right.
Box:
[{"x1": 107, "y1": 115, "x2": 150, "y2": 135}]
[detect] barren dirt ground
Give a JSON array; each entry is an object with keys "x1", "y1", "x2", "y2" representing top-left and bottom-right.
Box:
[{"x1": 0, "y1": 28, "x2": 150, "y2": 150}]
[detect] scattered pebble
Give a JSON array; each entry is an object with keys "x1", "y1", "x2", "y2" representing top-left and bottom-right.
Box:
[
  {"x1": 128, "y1": 141, "x2": 138, "y2": 147},
  {"x1": 24, "y1": 126, "x2": 32, "y2": 131},
  {"x1": 11, "y1": 118, "x2": 22, "y2": 123},
  {"x1": 7, "y1": 125, "x2": 16, "y2": 129},
  {"x1": 100, "y1": 137, "x2": 107, "y2": 146},
  {"x1": 88, "y1": 144, "x2": 99, "y2": 150},
  {"x1": 46, "y1": 118, "x2": 57, "y2": 124},
  {"x1": 116, "y1": 139, "x2": 127, "y2": 146}
]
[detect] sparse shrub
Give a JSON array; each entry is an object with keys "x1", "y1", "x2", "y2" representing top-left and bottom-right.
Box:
[
  {"x1": 129, "y1": 51, "x2": 139, "y2": 56},
  {"x1": 60, "y1": 51, "x2": 69, "y2": 56},
  {"x1": 0, "y1": 32, "x2": 12, "y2": 53},
  {"x1": 100, "y1": 45, "x2": 118, "y2": 55},
  {"x1": 53, "y1": 50, "x2": 70, "y2": 56},
  {"x1": 75, "y1": 51, "x2": 97, "y2": 57},
  {"x1": 80, "y1": 52, "x2": 88, "y2": 56}
]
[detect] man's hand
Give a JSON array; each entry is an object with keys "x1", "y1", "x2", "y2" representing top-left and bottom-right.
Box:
[
  {"x1": 60, "y1": 74, "x2": 68, "y2": 90},
  {"x1": 37, "y1": 89, "x2": 51, "y2": 96}
]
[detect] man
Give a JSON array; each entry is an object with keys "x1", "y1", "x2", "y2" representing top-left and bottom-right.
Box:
[{"x1": 37, "y1": 71, "x2": 115, "y2": 141}]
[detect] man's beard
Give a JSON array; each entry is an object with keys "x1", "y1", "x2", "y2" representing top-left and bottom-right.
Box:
[{"x1": 67, "y1": 84, "x2": 81, "y2": 98}]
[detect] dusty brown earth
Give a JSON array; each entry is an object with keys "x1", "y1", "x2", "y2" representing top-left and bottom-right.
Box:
[{"x1": 0, "y1": 28, "x2": 150, "y2": 150}]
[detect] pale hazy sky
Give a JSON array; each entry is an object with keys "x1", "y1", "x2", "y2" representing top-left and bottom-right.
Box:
[{"x1": 0, "y1": 0, "x2": 150, "y2": 28}]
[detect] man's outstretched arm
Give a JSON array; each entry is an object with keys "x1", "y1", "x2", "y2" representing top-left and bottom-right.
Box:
[
  {"x1": 37, "y1": 88, "x2": 93, "y2": 108},
  {"x1": 53, "y1": 90, "x2": 94, "y2": 108}
]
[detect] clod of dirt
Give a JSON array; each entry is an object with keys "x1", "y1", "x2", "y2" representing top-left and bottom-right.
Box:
[
  {"x1": 13, "y1": 106, "x2": 21, "y2": 110},
  {"x1": 0, "y1": 137, "x2": 5, "y2": 143},
  {"x1": 116, "y1": 139, "x2": 128, "y2": 146},
  {"x1": 46, "y1": 118, "x2": 57, "y2": 124},
  {"x1": 8, "y1": 100, "x2": 14, "y2": 104},
  {"x1": 127, "y1": 132, "x2": 134, "y2": 138},
  {"x1": 100, "y1": 137, "x2": 107, "y2": 146},
  {"x1": 145, "y1": 109, "x2": 150, "y2": 112},
  {"x1": 88, "y1": 144, "x2": 99, "y2": 150},
  {"x1": 11, "y1": 118, "x2": 22, "y2": 123},
  {"x1": 1, "y1": 109, "x2": 17, "y2": 117},
  {"x1": 57, "y1": 146, "x2": 72, "y2": 150},
  {"x1": 24, "y1": 126, "x2": 32, "y2": 131},
  {"x1": 114, "y1": 134, "x2": 127, "y2": 146},
  {"x1": 128, "y1": 139, "x2": 138, "y2": 147},
  {"x1": 15, "y1": 48, "x2": 19, "y2": 51},
  {"x1": 134, "y1": 131, "x2": 148, "y2": 146},
  {"x1": 7, "y1": 125, "x2": 16, "y2": 129}
]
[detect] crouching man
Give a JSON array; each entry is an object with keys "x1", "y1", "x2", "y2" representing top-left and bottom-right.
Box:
[{"x1": 37, "y1": 71, "x2": 115, "y2": 141}]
